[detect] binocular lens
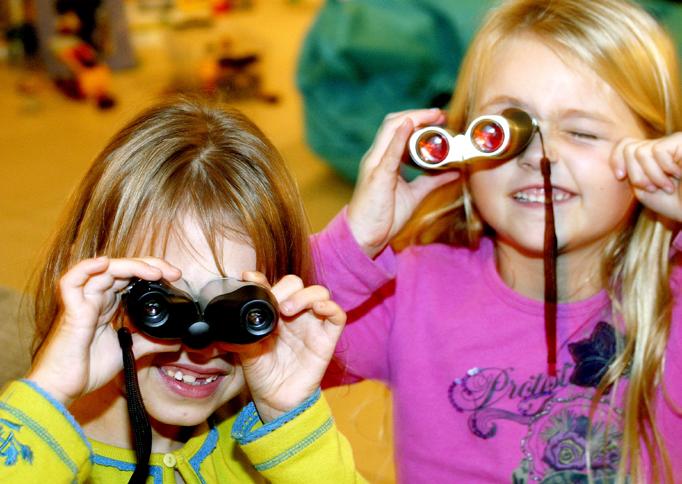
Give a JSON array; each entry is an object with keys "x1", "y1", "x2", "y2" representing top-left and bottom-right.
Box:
[
  {"x1": 143, "y1": 300, "x2": 163, "y2": 317},
  {"x1": 137, "y1": 294, "x2": 168, "y2": 327},
  {"x1": 471, "y1": 119, "x2": 505, "y2": 153},
  {"x1": 242, "y1": 303, "x2": 276, "y2": 336},
  {"x1": 416, "y1": 132, "x2": 449, "y2": 164}
]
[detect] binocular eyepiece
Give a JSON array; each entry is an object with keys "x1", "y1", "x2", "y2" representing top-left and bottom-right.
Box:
[
  {"x1": 122, "y1": 278, "x2": 279, "y2": 348},
  {"x1": 408, "y1": 108, "x2": 537, "y2": 169}
]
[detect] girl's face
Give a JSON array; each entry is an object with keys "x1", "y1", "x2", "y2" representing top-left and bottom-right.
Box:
[
  {"x1": 132, "y1": 216, "x2": 257, "y2": 428},
  {"x1": 469, "y1": 34, "x2": 642, "y2": 261}
]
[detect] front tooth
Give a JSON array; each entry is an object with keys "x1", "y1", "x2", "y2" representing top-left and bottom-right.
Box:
[
  {"x1": 174, "y1": 370, "x2": 183, "y2": 381},
  {"x1": 182, "y1": 374, "x2": 197, "y2": 383}
]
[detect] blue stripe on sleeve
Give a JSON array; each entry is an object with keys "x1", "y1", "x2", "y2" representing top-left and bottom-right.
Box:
[
  {"x1": 0, "y1": 401, "x2": 80, "y2": 476},
  {"x1": 254, "y1": 417, "x2": 333, "y2": 471},
  {"x1": 231, "y1": 388, "x2": 321, "y2": 445},
  {"x1": 20, "y1": 379, "x2": 93, "y2": 456}
]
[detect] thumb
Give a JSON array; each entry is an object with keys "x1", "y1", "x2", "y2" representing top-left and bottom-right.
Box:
[{"x1": 408, "y1": 171, "x2": 460, "y2": 203}]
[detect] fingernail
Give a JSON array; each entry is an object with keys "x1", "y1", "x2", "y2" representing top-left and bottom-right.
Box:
[
  {"x1": 280, "y1": 301, "x2": 293, "y2": 314},
  {"x1": 665, "y1": 184, "x2": 675, "y2": 194},
  {"x1": 646, "y1": 185, "x2": 657, "y2": 193},
  {"x1": 615, "y1": 169, "x2": 625, "y2": 179}
]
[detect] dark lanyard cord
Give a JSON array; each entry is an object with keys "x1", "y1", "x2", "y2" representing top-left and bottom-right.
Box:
[
  {"x1": 117, "y1": 327, "x2": 152, "y2": 484},
  {"x1": 537, "y1": 129, "x2": 558, "y2": 376}
]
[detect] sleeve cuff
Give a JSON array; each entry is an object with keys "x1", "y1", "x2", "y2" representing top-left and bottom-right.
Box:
[
  {"x1": 232, "y1": 388, "x2": 322, "y2": 445},
  {"x1": 232, "y1": 389, "x2": 335, "y2": 471}
]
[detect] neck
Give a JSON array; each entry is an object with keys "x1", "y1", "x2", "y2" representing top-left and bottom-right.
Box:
[
  {"x1": 495, "y1": 239, "x2": 605, "y2": 302},
  {"x1": 70, "y1": 378, "x2": 205, "y2": 454}
]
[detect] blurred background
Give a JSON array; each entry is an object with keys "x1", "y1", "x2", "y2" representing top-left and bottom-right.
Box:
[{"x1": 1, "y1": 0, "x2": 681, "y2": 482}]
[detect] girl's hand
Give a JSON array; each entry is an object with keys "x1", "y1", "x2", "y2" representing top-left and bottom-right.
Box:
[
  {"x1": 349, "y1": 109, "x2": 460, "y2": 258},
  {"x1": 238, "y1": 272, "x2": 346, "y2": 423},
  {"x1": 27, "y1": 257, "x2": 182, "y2": 406},
  {"x1": 611, "y1": 133, "x2": 682, "y2": 222}
]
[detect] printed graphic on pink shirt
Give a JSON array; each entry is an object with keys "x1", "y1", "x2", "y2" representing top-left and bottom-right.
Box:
[{"x1": 448, "y1": 322, "x2": 623, "y2": 482}]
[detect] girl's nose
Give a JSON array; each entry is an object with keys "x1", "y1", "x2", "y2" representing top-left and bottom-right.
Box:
[
  {"x1": 183, "y1": 341, "x2": 223, "y2": 362},
  {"x1": 516, "y1": 124, "x2": 558, "y2": 169}
]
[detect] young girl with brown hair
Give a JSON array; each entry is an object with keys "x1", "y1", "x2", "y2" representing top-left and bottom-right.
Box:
[{"x1": 0, "y1": 97, "x2": 364, "y2": 482}]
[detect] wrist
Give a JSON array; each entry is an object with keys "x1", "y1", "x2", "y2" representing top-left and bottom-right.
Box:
[
  {"x1": 26, "y1": 369, "x2": 75, "y2": 407},
  {"x1": 347, "y1": 215, "x2": 387, "y2": 260},
  {"x1": 252, "y1": 389, "x2": 318, "y2": 424}
]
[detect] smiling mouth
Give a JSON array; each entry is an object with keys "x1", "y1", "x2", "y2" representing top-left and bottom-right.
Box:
[
  {"x1": 161, "y1": 367, "x2": 222, "y2": 386},
  {"x1": 512, "y1": 188, "x2": 573, "y2": 203}
]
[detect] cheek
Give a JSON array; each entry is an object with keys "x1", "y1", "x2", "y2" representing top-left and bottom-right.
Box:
[
  {"x1": 584, "y1": 167, "x2": 635, "y2": 208},
  {"x1": 469, "y1": 166, "x2": 508, "y2": 212}
]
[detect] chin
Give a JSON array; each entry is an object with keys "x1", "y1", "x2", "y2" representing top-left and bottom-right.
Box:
[
  {"x1": 139, "y1": 369, "x2": 245, "y2": 428},
  {"x1": 146, "y1": 403, "x2": 217, "y2": 428},
  {"x1": 498, "y1": 231, "x2": 548, "y2": 258}
]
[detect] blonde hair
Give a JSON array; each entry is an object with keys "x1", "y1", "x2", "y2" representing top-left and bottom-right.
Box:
[
  {"x1": 408, "y1": 0, "x2": 682, "y2": 481},
  {"x1": 30, "y1": 96, "x2": 312, "y2": 356}
]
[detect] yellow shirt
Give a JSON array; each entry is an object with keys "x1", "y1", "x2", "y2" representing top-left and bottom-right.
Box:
[{"x1": 0, "y1": 380, "x2": 365, "y2": 483}]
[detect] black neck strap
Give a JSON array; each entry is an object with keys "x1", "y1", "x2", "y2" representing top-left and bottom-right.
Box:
[{"x1": 117, "y1": 327, "x2": 152, "y2": 484}]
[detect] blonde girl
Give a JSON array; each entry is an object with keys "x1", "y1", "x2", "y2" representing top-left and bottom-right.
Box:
[{"x1": 313, "y1": 0, "x2": 682, "y2": 481}]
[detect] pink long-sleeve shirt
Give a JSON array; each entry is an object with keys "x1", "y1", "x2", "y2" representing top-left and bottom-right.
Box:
[{"x1": 313, "y1": 209, "x2": 682, "y2": 483}]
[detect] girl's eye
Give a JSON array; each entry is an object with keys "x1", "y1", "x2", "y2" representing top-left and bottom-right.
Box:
[{"x1": 568, "y1": 131, "x2": 599, "y2": 140}]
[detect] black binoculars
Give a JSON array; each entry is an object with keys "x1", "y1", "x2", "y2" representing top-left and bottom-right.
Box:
[
  {"x1": 122, "y1": 278, "x2": 279, "y2": 348},
  {"x1": 408, "y1": 108, "x2": 537, "y2": 169}
]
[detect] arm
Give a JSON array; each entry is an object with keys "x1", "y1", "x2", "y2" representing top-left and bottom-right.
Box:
[
  {"x1": 0, "y1": 380, "x2": 92, "y2": 482},
  {"x1": 312, "y1": 207, "x2": 397, "y2": 311},
  {"x1": 232, "y1": 389, "x2": 366, "y2": 483},
  {"x1": 342, "y1": 109, "x2": 459, "y2": 259},
  {"x1": 312, "y1": 211, "x2": 399, "y2": 385},
  {"x1": 232, "y1": 275, "x2": 366, "y2": 481}
]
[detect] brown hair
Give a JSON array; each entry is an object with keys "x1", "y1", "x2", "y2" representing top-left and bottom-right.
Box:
[
  {"x1": 407, "y1": 0, "x2": 681, "y2": 481},
  {"x1": 31, "y1": 96, "x2": 312, "y2": 356}
]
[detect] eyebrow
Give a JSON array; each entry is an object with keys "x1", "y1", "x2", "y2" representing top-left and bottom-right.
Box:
[
  {"x1": 478, "y1": 96, "x2": 613, "y2": 124},
  {"x1": 559, "y1": 109, "x2": 613, "y2": 125},
  {"x1": 477, "y1": 95, "x2": 529, "y2": 112}
]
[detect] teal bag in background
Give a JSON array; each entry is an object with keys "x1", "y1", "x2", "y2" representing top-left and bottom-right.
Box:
[
  {"x1": 297, "y1": 0, "x2": 493, "y2": 182},
  {"x1": 297, "y1": 0, "x2": 682, "y2": 183}
]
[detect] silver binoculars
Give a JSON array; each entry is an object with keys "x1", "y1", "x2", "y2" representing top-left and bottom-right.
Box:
[{"x1": 408, "y1": 108, "x2": 537, "y2": 169}]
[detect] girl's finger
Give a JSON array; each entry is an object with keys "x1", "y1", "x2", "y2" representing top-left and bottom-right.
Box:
[
  {"x1": 610, "y1": 139, "x2": 629, "y2": 180},
  {"x1": 624, "y1": 149, "x2": 653, "y2": 190},
  {"x1": 134, "y1": 256, "x2": 183, "y2": 281},
  {"x1": 381, "y1": 118, "x2": 416, "y2": 175},
  {"x1": 635, "y1": 147, "x2": 675, "y2": 193},
  {"x1": 59, "y1": 256, "x2": 111, "y2": 307},
  {"x1": 312, "y1": 300, "x2": 347, "y2": 326},
  {"x1": 361, "y1": 109, "x2": 446, "y2": 175},
  {"x1": 652, "y1": 143, "x2": 682, "y2": 179},
  {"x1": 279, "y1": 284, "x2": 331, "y2": 316},
  {"x1": 270, "y1": 274, "x2": 305, "y2": 305},
  {"x1": 242, "y1": 270, "x2": 270, "y2": 288},
  {"x1": 84, "y1": 258, "x2": 163, "y2": 282}
]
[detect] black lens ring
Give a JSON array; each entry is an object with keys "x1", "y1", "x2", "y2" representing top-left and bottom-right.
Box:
[{"x1": 240, "y1": 300, "x2": 276, "y2": 336}]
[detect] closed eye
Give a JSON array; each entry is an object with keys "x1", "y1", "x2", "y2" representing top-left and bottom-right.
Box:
[{"x1": 568, "y1": 131, "x2": 599, "y2": 140}]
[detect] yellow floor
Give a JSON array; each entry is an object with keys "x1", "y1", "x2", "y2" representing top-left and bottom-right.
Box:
[{"x1": 0, "y1": 1, "x2": 394, "y2": 482}]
